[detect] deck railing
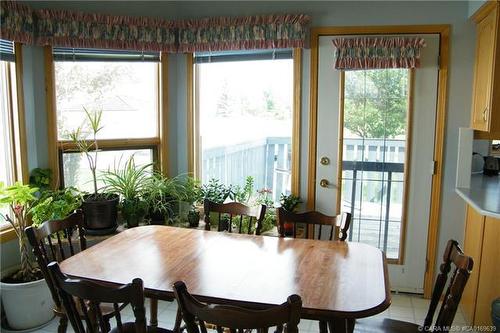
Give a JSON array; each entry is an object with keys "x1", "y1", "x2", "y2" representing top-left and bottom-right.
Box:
[{"x1": 202, "y1": 137, "x2": 291, "y2": 202}]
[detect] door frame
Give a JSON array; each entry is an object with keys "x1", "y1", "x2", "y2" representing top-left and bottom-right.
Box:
[{"x1": 307, "y1": 25, "x2": 450, "y2": 298}]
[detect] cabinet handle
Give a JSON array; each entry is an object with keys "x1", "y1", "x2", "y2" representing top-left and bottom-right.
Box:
[{"x1": 482, "y1": 107, "x2": 488, "y2": 122}]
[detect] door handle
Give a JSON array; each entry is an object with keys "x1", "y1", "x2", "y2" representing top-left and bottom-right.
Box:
[{"x1": 319, "y1": 179, "x2": 330, "y2": 188}]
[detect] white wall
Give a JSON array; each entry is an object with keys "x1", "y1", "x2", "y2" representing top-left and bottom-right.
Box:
[{"x1": 6, "y1": 1, "x2": 475, "y2": 282}]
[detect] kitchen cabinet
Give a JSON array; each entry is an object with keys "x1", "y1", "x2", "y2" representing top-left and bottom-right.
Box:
[
  {"x1": 461, "y1": 204, "x2": 500, "y2": 326},
  {"x1": 471, "y1": 1, "x2": 500, "y2": 138}
]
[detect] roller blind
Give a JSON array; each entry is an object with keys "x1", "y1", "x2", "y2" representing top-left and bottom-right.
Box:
[
  {"x1": 194, "y1": 49, "x2": 293, "y2": 64},
  {"x1": 52, "y1": 47, "x2": 160, "y2": 62}
]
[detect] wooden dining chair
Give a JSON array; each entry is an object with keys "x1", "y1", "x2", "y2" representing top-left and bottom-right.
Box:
[
  {"x1": 204, "y1": 199, "x2": 266, "y2": 235},
  {"x1": 25, "y1": 210, "x2": 95, "y2": 332},
  {"x1": 173, "y1": 281, "x2": 302, "y2": 333},
  {"x1": 276, "y1": 207, "x2": 351, "y2": 333},
  {"x1": 355, "y1": 239, "x2": 474, "y2": 333},
  {"x1": 47, "y1": 262, "x2": 172, "y2": 333},
  {"x1": 276, "y1": 207, "x2": 352, "y2": 241}
]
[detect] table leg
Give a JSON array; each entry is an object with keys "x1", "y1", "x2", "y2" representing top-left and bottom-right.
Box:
[
  {"x1": 319, "y1": 320, "x2": 328, "y2": 333},
  {"x1": 150, "y1": 298, "x2": 158, "y2": 328},
  {"x1": 327, "y1": 318, "x2": 355, "y2": 333}
]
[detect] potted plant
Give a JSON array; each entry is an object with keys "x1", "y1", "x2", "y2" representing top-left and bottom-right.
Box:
[
  {"x1": 0, "y1": 182, "x2": 55, "y2": 330},
  {"x1": 256, "y1": 188, "x2": 277, "y2": 234},
  {"x1": 279, "y1": 193, "x2": 302, "y2": 236},
  {"x1": 199, "y1": 178, "x2": 234, "y2": 230},
  {"x1": 181, "y1": 177, "x2": 201, "y2": 227},
  {"x1": 143, "y1": 173, "x2": 184, "y2": 225},
  {"x1": 30, "y1": 187, "x2": 82, "y2": 227},
  {"x1": 68, "y1": 108, "x2": 118, "y2": 234},
  {"x1": 103, "y1": 156, "x2": 152, "y2": 228}
]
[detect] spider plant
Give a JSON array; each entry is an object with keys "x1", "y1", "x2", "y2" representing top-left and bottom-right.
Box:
[
  {"x1": 143, "y1": 173, "x2": 187, "y2": 224},
  {"x1": 103, "y1": 156, "x2": 153, "y2": 227}
]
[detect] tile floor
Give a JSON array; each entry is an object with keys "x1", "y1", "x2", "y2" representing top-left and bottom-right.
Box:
[{"x1": 30, "y1": 293, "x2": 469, "y2": 333}]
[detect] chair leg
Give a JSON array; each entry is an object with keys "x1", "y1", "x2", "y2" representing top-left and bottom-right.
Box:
[
  {"x1": 173, "y1": 306, "x2": 183, "y2": 333},
  {"x1": 57, "y1": 315, "x2": 68, "y2": 333},
  {"x1": 150, "y1": 298, "x2": 158, "y2": 328}
]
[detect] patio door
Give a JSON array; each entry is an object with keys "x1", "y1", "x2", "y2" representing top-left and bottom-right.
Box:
[{"x1": 314, "y1": 34, "x2": 440, "y2": 293}]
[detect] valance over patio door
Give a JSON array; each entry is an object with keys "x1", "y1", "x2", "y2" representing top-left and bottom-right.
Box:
[{"x1": 332, "y1": 37, "x2": 427, "y2": 70}]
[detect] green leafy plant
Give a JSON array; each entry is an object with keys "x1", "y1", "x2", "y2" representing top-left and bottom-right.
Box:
[
  {"x1": 232, "y1": 176, "x2": 254, "y2": 204},
  {"x1": 29, "y1": 168, "x2": 52, "y2": 192},
  {"x1": 143, "y1": 173, "x2": 189, "y2": 221},
  {"x1": 103, "y1": 156, "x2": 152, "y2": 226},
  {"x1": 200, "y1": 178, "x2": 234, "y2": 204},
  {"x1": 280, "y1": 193, "x2": 302, "y2": 212},
  {"x1": 31, "y1": 187, "x2": 82, "y2": 227},
  {"x1": 0, "y1": 182, "x2": 39, "y2": 282},
  {"x1": 67, "y1": 108, "x2": 103, "y2": 198}
]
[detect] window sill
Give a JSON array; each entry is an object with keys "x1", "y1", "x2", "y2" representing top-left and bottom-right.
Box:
[{"x1": 0, "y1": 226, "x2": 17, "y2": 243}]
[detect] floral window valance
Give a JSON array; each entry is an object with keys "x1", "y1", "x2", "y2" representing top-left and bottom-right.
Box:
[
  {"x1": 0, "y1": 1, "x2": 310, "y2": 53},
  {"x1": 0, "y1": 1, "x2": 34, "y2": 44},
  {"x1": 332, "y1": 37, "x2": 427, "y2": 70},
  {"x1": 177, "y1": 14, "x2": 311, "y2": 53},
  {"x1": 34, "y1": 8, "x2": 178, "y2": 53}
]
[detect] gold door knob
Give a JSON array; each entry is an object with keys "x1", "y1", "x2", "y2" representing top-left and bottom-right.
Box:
[{"x1": 319, "y1": 179, "x2": 329, "y2": 188}]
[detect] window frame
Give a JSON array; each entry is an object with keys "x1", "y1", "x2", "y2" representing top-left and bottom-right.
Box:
[
  {"x1": 187, "y1": 49, "x2": 302, "y2": 195},
  {"x1": 45, "y1": 46, "x2": 169, "y2": 189},
  {"x1": 0, "y1": 42, "x2": 29, "y2": 243}
]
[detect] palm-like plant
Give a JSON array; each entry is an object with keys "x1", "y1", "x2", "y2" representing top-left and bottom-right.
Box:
[
  {"x1": 0, "y1": 182, "x2": 39, "y2": 282},
  {"x1": 67, "y1": 108, "x2": 103, "y2": 198}
]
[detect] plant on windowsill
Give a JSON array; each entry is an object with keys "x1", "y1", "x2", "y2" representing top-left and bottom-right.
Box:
[
  {"x1": 0, "y1": 182, "x2": 55, "y2": 330},
  {"x1": 67, "y1": 108, "x2": 119, "y2": 235},
  {"x1": 103, "y1": 156, "x2": 152, "y2": 228},
  {"x1": 30, "y1": 187, "x2": 82, "y2": 228},
  {"x1": 143, "y1": 173, "x2": 186, "y2": 225},
  {"x1": 180, "y1": 176, "x2": 202, "y2": 227},
  {"x1": 279, "y1": 193, "x2": 302, "y2": 236}
]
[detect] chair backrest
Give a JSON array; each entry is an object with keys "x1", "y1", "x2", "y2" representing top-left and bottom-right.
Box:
[
  {"x1": 48, "y1": 262, "x2": 147, "y2": 333},
  {"x1": 423, "y1": 239, "x2": 474, "y2": 331},
  {"x1": 204, "y1": 200, "x2": 266, "y2": 235},
  {"x1": 173, "y1": 281, "x2": 302, "y2": 333},
  {"x1": 276, "y1": 207, "x2": 351, "y2": 241},
  {"x1": 25, "y1": 210, "x2": 86, "y2": 309}
]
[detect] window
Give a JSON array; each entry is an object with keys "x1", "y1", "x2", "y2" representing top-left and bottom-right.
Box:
[
  {"x1": 192, "y1": 49, "x2": 300, "y2": 203},
  {"x1": 0, "y1": 40, "x2": 25, "y2": 226},
  {"x1": 52, "y1": 48, "x2": 166, "y2": 190},
  {"x1": 340, "y1": 69, "x2": 411, "y2": 260}
]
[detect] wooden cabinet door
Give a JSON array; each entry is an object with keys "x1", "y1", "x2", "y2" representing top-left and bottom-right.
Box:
[
  {"x1": 472, "y1": 8, "x2": 497, "y2": 132},
  {"x1": 474, "y1": 215, "x2": 500, "y2": 325},
  {"x1": 461, "y1": 205, "x2": 485, "y2": 325}
]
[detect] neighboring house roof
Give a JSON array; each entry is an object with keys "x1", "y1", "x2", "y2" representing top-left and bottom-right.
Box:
[{"x1": 58, "y1": 95, "x2": 137, "y2": 113}]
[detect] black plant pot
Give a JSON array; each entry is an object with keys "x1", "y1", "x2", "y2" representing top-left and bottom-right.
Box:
[
  {"x1": 82, "y1": 194, "x2": 119, "y2": 235},
  {"x1": 188, "y1": 210, "x2": 200, "y2": 228},
  {"x1": 123, "y1": 214, "x2": 144, "y2": 228},
  {"x1": 148, "y1": 210, "x2": 167, "y2": 225}
]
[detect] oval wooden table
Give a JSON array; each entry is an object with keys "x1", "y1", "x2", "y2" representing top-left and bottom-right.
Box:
[{"x1": 60, "y1": 226, "x2": 391, "y2": 332}]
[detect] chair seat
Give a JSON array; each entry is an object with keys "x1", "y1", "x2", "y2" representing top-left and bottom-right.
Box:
[
  {"x1": 110, "y1": 322, "x2": 173, "y2": 333},
  {"x1": 355, "y1": 317, "x2": 421, "y2": 333}
]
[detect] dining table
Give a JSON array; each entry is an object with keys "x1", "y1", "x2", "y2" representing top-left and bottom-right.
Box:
[{"x1": 59, "y1": 225, "x2": 391, "y2": 333}]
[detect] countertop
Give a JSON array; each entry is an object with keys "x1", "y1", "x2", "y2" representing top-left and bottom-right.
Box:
[{"x1": 456, "y1": 174, "x2": 500, "y2": 219}]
